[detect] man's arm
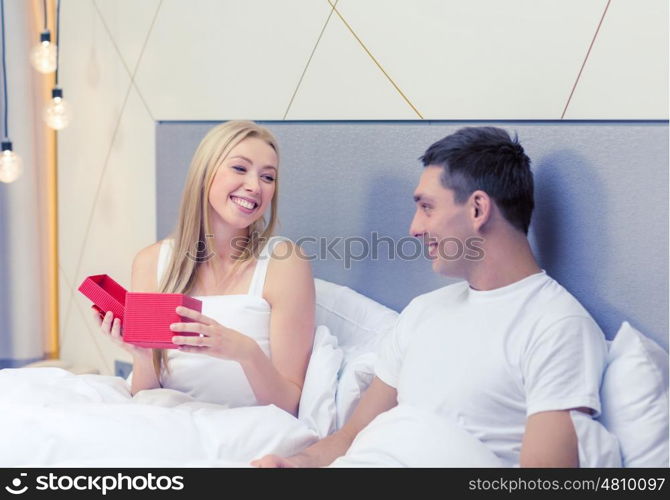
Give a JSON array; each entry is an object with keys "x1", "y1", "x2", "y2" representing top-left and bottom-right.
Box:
[
  {"x1": 519, "y1": 314, "x2": 607, "y2": 468},
  {"x1": 520, "y1": 408, "x2": 591, "y2": 467},
  {"x1": 252, "y1": 376, "x2": 398, "y2": 467}
]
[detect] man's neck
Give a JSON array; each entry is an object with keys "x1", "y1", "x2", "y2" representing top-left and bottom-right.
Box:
[{"x1": 466, "y1": 233, "x2": 541, "y2": 291}]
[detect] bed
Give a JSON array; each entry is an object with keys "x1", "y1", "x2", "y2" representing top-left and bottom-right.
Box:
[{"x1": 0, "y1": 278, "x2": 667, "y2": 467}]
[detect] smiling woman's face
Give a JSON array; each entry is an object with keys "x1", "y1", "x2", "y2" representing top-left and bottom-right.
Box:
[{"x1": 208, "y1": 136, "x2": 278, "y2": 231}]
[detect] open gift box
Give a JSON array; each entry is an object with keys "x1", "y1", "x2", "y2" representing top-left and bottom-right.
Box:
[{"x1": 78, "y1": 274, "x2": 201, "y2": 349}]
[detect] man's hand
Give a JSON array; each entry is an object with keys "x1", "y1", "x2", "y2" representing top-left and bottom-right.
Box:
[
  {"x1": 250, "y1": 455, "x2": 299, "y2": 468},
  {"x1": 251, "y1": 376, "x2": 398, "y2": 468}
]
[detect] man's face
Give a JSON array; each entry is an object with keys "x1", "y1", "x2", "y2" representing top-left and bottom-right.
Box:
[{"x1": 409, "y1": 166, "x2": 474, "y2": 277}]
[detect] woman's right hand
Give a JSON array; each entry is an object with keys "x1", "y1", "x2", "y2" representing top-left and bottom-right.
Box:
[{"x1": 91, "y1": 307, "x2": 153, "y2": 360}]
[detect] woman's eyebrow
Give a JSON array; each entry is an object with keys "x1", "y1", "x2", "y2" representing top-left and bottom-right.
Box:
[
  {"x1": 229, "y1": 155, "x2": 252, "y2": 163},
  {"x1": 230, "y1": 155, "x2": 276, "y2": 170}
]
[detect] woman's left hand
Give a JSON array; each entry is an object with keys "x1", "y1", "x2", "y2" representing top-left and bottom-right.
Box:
[{"x1": 170, "y1": 306, "x2": 256, "y2": 362}]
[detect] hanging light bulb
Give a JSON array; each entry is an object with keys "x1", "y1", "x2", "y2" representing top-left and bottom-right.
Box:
[
  {"x1": 30, "y1": 30, "x2": 57, "y2": 74},
  {"x1": 43, "y1": 87, "x2": 72, "y2": 130},
  {"x1": 0, "y1": 140, "x2": 22, "y2": 183}
]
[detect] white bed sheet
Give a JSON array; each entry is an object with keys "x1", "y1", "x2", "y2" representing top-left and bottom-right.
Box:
[{"x1": 0, "y1": 368, "x2": 318, "y2": 467}]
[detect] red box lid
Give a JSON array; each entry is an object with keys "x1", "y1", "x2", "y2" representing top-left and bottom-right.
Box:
[{"x1": 78, "y1": 274, "x2": 127, "y2": 324}]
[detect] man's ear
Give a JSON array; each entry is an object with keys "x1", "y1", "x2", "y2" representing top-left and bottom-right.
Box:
[{"x1": 470, "y1": 190, "x2": 491, "y2": 231}]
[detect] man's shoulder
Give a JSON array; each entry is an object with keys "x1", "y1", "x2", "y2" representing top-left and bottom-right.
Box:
[
  {"x1": 533, "y1": 274, "x2": 593, "y2": 320},
  {"x1": 526, "y1": 275, "x2": 605, "y2": 343}
]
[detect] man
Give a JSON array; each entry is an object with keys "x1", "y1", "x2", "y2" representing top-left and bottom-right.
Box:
[{"x1": 253, "y1": 127, "x2": 607, "y2": 467}]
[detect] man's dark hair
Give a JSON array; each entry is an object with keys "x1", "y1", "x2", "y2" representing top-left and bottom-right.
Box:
[{"x1": 420, "y1": 126, "x2": 534, "y2": 234}]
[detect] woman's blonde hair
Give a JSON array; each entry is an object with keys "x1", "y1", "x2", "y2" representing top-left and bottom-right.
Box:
[{"x1": 153, "y1": 120, "x2": 280, "y2": 378}]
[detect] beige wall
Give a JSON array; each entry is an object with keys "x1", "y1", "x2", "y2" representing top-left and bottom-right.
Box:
[{"x1": 58, "y1": 0, "x2": 669, "y2": 374}]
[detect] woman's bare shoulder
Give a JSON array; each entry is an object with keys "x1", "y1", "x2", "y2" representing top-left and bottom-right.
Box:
[{"x1": 264, "y1": 238, "x2": 314, "y2": 299}]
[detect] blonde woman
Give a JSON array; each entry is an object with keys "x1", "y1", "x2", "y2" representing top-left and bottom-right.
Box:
[{"x1": 94, "y1": 121, "x2": 315, "y2": 416}]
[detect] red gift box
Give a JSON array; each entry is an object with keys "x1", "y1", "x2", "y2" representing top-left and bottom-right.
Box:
[{"x1": 78, "y1": 274, "x2": 201, "y2": 349}]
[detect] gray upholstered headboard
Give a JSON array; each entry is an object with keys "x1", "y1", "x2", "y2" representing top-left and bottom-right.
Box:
[{"x1": 156, "y1": 121, "x2": 668, "y2": 351}]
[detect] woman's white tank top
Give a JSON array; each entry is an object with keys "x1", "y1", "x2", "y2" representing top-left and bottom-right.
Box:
[{"x1": 156, "y1": 237, "x2": 283, "y2": 407}]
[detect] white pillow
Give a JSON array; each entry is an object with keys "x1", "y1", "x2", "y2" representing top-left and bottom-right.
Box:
[
  {"x1": 314, "y1": 279, "x2": 398, "y2": 428},
  {"x1": 598, "y1": 321, "x2": 669, "y2": 467},
  {"x1": 335, "y1": 352, "x2": 376, "y2": 429},
  {"x1": 570, "y1": 410, "x2": 621, "y2": 467},
  {"x1": 298, "y1": 325, "x2": 343, "y2": 438},
  {"x1": 315, "y1": 278, "x2": 398, "y2": 362}
]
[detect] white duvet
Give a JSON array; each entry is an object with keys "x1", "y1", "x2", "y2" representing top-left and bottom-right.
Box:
[
  {"x1": 0, "y1": 368, "x2": 319, "y2": 467},
  {"x1": 331, "y1": 405, "x2": 504, "y2": 467}
]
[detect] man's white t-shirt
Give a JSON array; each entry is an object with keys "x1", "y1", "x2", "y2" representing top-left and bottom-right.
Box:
[{"x1": 375, "y1": 271, "x2": 608, "y2": 466}]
